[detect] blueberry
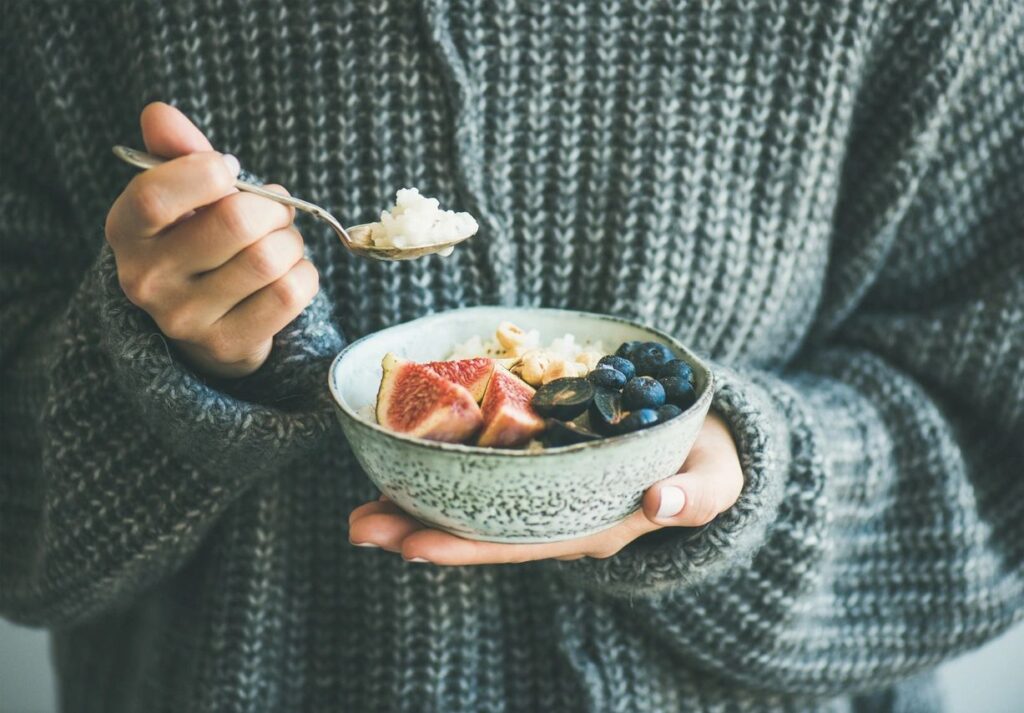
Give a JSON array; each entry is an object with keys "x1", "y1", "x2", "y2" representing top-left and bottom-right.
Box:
[
  {"x1": 532, "y1": 377, "x2": 595, "y2": 420},
  {"x1": 587, "y1": 366, "x2": 627, "y2": 390},
  {"x1": 622, "y1": 376, "x2": 666, "y2": 410},
  {"x1": 590, "y1": 388, "x2": 627, "y2": 433},
  {"x1": 616, "y1": 408, "x2": 659, "y2": 434},
  {"x1": 542, "y1": 417, "x2": 602, "y2": 447},
  {"x1": 658, "y1": 359, "x2": 694, "y2": 385},
  {"x1": 656, "y1": 404, "x2": 683, "y2": 422},
  {"x1": 633, "y1": 342, "x2": 674, "y2": 377},
  {"x1": 615, "y1": 341, "x2": 643, "y2": 360},
  {"x1": 660, "y1": 376, "x2": 696, "y2": 409},
  {"x1": 597, "y1": 355, "x2": 636, "y2": 381}
]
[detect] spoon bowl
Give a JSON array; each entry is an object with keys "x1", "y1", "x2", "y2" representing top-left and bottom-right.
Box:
[
  {"x1": 345, "y1": 224, "x2": 466, "y2": 260},
  {"x1": 111, "y1": 146, "x2": 474, "y2": 261}
]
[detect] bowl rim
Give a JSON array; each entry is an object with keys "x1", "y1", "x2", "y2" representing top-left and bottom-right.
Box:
[{"x1": 327, "y1": 306, "x2": 715, "y2": 458}]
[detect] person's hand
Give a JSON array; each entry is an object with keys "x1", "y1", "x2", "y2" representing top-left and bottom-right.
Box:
[
  {"x1": 348, "y1": 411, "x2": 743, "y2": 564},
  {"x1": 105, "y1": 102, "x2": 319, "y2": 379}
]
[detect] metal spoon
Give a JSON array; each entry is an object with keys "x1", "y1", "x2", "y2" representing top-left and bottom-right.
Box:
[{"x1": 112, "y1": 146, "x2": 474, "y2": 261}]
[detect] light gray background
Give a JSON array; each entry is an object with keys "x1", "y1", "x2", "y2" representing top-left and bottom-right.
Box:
[{"x1": 2, "y1": 619, "x2": 1022, "y2": 712}]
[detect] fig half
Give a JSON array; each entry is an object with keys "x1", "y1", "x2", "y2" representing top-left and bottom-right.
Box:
[{"x1": 376, "y1": 353, "x2": 483, "y2": 443}]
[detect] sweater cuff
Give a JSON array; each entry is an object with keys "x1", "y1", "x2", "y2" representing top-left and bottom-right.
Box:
[
  {"x1": 91, "y1": 245, "x2": 343, "y2": 477},
  {"x1": 542, "y1": 362, "x2": 789, "y2": 599}
]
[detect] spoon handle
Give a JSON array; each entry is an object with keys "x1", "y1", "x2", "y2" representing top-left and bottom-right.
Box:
[{"x1": 111, "y1": 145, "x2": 354, "y2": 246}]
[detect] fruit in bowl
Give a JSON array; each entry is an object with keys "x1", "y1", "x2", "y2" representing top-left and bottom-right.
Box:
[
  {"x1": 372, "y1": 321, "x2": 700, "y2": 450},
  {"x1": 328, "y1": 307, "x2": 715, "y2": 543}
]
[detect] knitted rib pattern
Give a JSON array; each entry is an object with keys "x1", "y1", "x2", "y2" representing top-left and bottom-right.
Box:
[{"x1": 1, "y1": 1, "x2": 1022, "y2": 712}]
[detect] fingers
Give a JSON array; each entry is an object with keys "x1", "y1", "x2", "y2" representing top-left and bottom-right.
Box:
[
  {"x1": 162, "y1": 188, "x2": 296, "y2": 273},
  {"x1": 397, "y1": 529, "x2": 585, "y2": 565},
  {"x1": 348, "y1": 499, "x2": 403, "y2": 526},
  {"x1": 129, "y1": 252, "x2": 317, "y2": 377},
  {"x1": 213, "y1": 258, "x2": 319, "y2": 350},
  {"x1": 134, "y1": 227, "x2": 303, "y2": 340},
  {"x1": 398, "y1": 529, "x2": 563, "y2": 565},
  {"x1": 349, "y1": 508, "x2": 426, "y2": 553},
  {"x1": 397, "y1": 513, "x2": 648, "y2": 565},
  {"x1": 189, "y1": 227, "x2": 305, "y2": 312},
  {"x1": 349, "y1": 500, "x2": 425, "y2": 553},
  {"x1": 346, "y1": 498, "x2": 659, "y2": 565},
  {"x1": 106, "y1": 151, "x2": 240, "y2": 241},
  {"x1": 141, "y1": 101, "x2": 214, "y2": 157}
]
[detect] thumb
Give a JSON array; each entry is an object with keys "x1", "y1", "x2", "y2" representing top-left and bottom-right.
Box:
[
  {"x1": 641, "y1": 412, "x2": 744, "y2": 527},
  {"x1": 140, "y1": 101, "x2": 213, "y2": 158},
  {"x1": 641, "y1": 469, "x2": 728, "y2": 528}
]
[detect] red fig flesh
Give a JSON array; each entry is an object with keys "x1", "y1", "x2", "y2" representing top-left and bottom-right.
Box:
[
  {"x1": 376, "y1": 353, "x2": 483, "y2": 442},
  {"x1": 477, "y1": 367, "x2": 546, "y2": 448},
  {"x1": 422, "y1": 358, "x2": 495, "y2": 403}
]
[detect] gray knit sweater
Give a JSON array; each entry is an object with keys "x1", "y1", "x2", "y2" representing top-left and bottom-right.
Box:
[{"x1": 1, "y1": 1, "x2": 1022, "y2": 711}]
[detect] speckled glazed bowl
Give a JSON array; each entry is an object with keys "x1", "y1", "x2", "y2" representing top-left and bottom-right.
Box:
[{"x1": 329, "y1": 307, "x2": 714, "y2": 543}]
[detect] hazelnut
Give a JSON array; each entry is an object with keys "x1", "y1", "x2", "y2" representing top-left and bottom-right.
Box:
[{"x1": 516, "y1": 350, "x2": 550, "y2": 386}]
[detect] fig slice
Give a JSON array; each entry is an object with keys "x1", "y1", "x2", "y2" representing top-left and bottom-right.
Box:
[
  {"x1": 422, "y1": 358, "x2": 496, "y2": 403},
  {"x1": 476, "y1": 367, "x2": 546, "y2": 448},
  {"x1": 376, "y1": 353, "x2": 483, "y2": 443}
]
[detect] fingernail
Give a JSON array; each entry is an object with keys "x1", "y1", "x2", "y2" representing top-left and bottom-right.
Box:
[
  {"x1": 222, "y1": 153, "x2": 241, "y2": 178},
  {"x1": 656, "y1": 486, "x2": 686, "y2": 520},
  {"x1": 406, "y1": 557, "x2": 430, "y2": 563},
  {"x1": 351, "y1": 541, "x2": 379, "y2": 548}
]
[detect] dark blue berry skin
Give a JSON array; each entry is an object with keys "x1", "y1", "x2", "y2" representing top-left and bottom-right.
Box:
[
  {"x1": 633, "y1": 342, "x2": 674, "y2": 376},
  {"x1": 542, "y1": 417, "x2": 602, "y2": 447},
  {"x1": 587, "y1": 366, "x2": 627, "y2": 390},
  {"x1": 658, "y1": 359, "x2": 694, "y2": 385},
  {"x1": 590, "y1": 389, "x2": 627, "y2": 433},
  {"x1": 615, "y1": 341, "x2": 643, "y2": 360},
  {"x1": 660, "y1": 376, "x2": 696, "y2": 409},
  {"x1": 656, "y1": 404, "x2": 683, "y2": 422},
  {"x1": 597, "y1": 355, "x2": 635, "y2": 381},
  {"x1": 616, "y1": 408, "x2": 659, "y2": 434},
  {"x1": 532, "y1": 377, "x2": 595, "y2": 420},
  {"x1": 622, "y1": 376, "x2": 666, "y2": 410}
]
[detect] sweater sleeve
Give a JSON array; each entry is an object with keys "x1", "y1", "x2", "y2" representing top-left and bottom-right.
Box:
[
  {"x1": 0, "y1": 239, "x2": 342, "y2": 628},
  {"x1": 542, "y1": 0, "x2": 1024, "y2": 694},
  {"x1": 0, "y1": 65, "x2": 343, "y2": 627}
]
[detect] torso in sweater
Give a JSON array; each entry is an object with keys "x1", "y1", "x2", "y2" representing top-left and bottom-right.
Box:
[{"x1": 34, "y1": 0, "x2": 857, "y2": 364}]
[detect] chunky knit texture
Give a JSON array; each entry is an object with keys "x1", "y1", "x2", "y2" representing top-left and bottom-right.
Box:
[{"x1": 2, "y1": 1, "x2": 1023, "y2": 711}]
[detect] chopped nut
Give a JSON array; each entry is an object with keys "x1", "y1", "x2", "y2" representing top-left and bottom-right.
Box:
[
  {"x1": 515, "y1": 350, "x2": 551, "y2": 386},
  {"x1": 496, "y1": 321, "x2": 528, "y2": 351},
  {"x1": 574, "y1": 351, "x2": 603, "y2": 372},
  {"x1": 541, "y1": 359, "x2": 587, "y2": 384},
  {"x1": 503, "y1": 343, "x2": 533, "y2": 358}
]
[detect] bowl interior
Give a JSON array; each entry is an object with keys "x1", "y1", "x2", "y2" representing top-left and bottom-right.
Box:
[{"x1": 331, "y1": 306, "x2": 711, "y2": 440}]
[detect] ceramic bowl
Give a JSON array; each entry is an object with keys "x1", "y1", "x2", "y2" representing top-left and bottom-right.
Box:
[{"x1": 328, "y1": 306, "x2": 714, "y2": 543}]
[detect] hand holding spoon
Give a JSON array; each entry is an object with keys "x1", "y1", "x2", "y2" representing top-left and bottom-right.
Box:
[{"x1": 112, "y1": 146, "x2": 475, "y2": 261}]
